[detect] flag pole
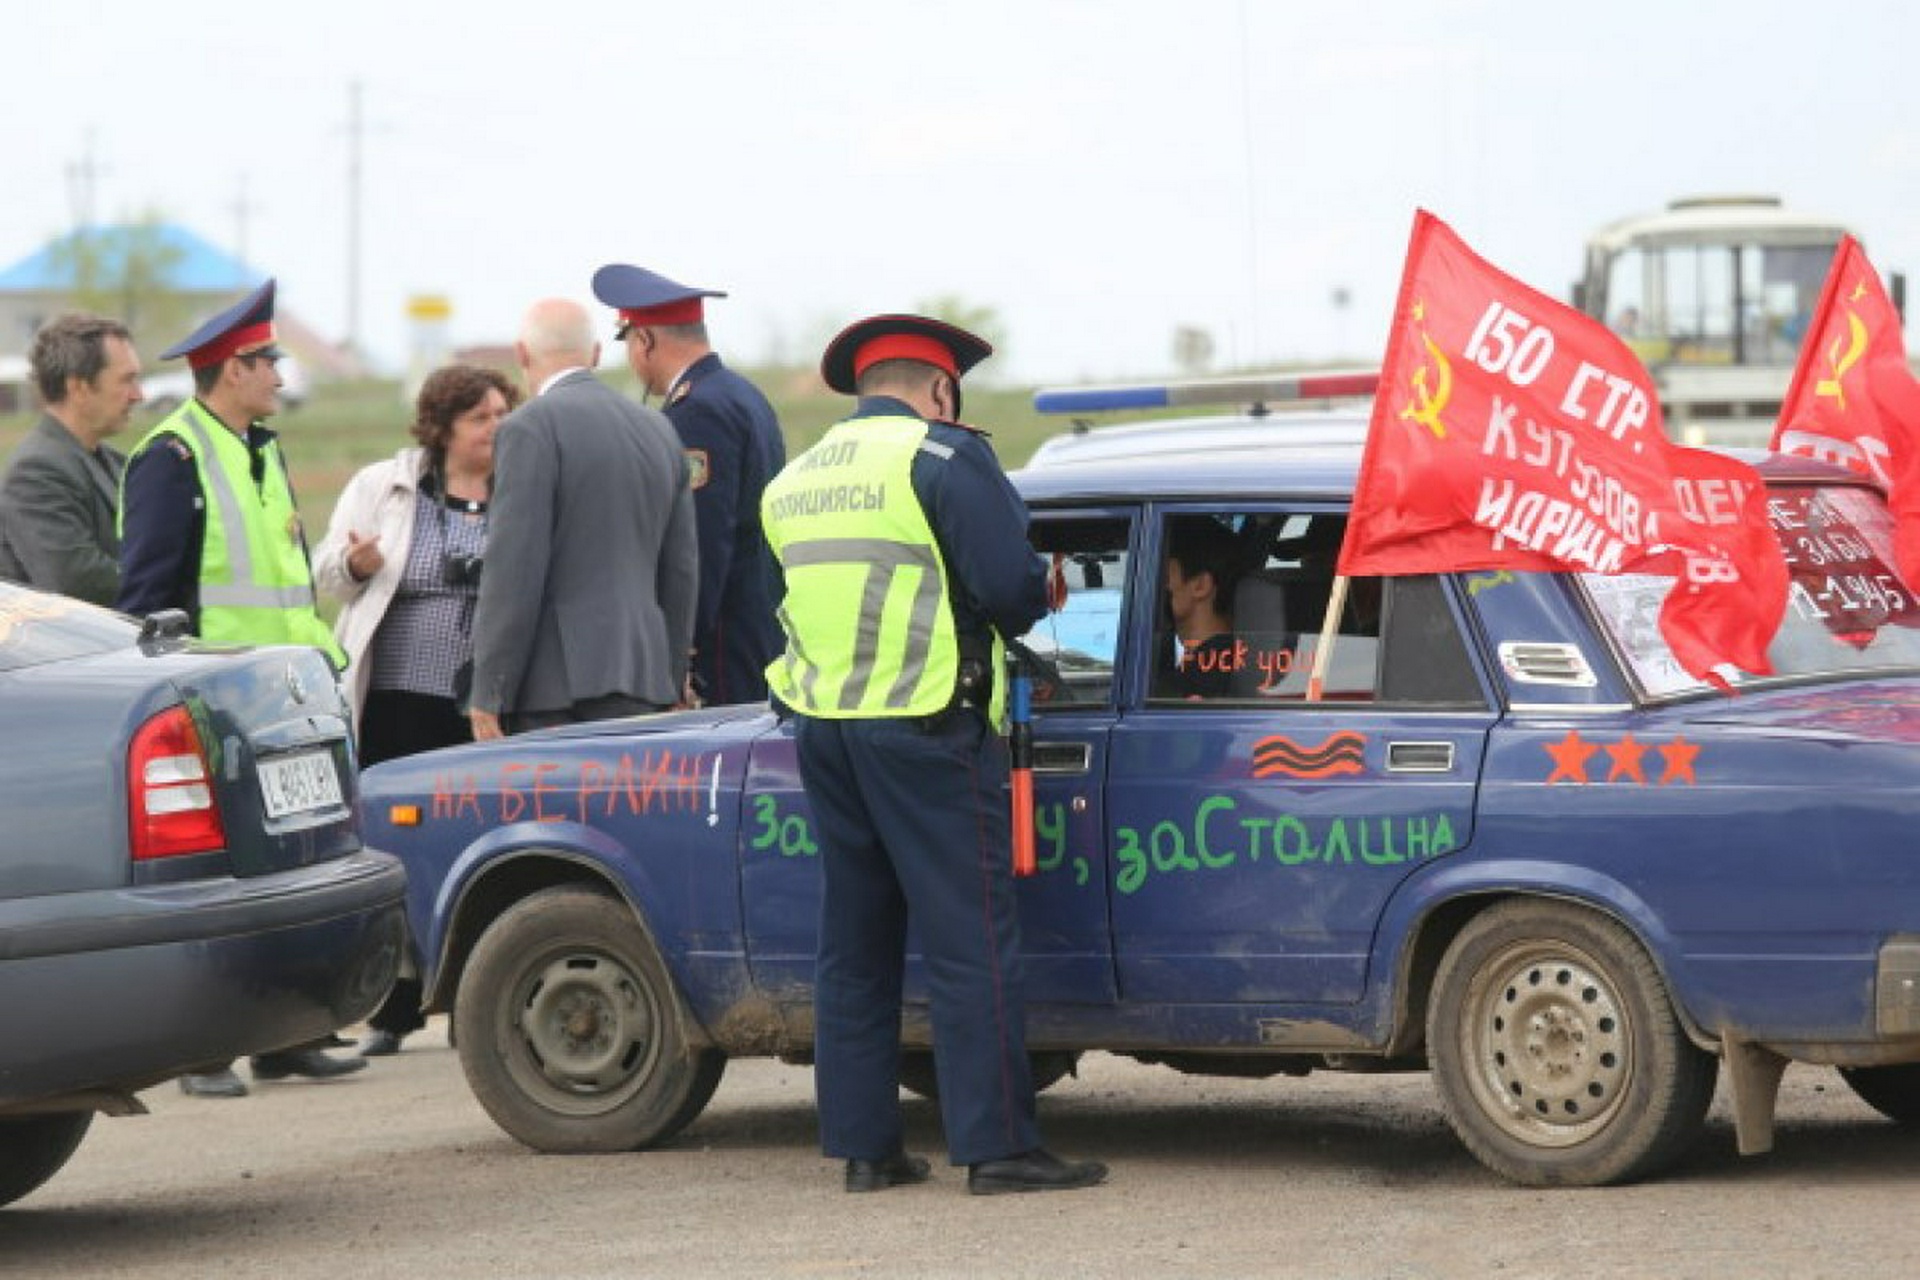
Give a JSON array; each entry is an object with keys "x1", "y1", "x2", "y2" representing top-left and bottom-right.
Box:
[{"x1": 1306, "y1": 575, "x2": 1351, "y2": 702}]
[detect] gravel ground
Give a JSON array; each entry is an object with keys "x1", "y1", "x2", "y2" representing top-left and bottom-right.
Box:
[{"x1": 4, "y1": 1026, "x2": 1918, "y2": 1279}]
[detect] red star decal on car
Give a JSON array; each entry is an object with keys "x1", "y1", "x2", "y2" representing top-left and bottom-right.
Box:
[
  {"x1": 1544, "y1": 730, "x2": 1599, "y2": 784},
  {"x1": 1604, "y1": 733, "x2": 1649, "y2": 784},
  {"x1": 1658, "y1": 735, "x2": 1700, "y2": 785}
]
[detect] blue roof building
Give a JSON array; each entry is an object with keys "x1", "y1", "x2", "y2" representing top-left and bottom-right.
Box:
[
  {"x1": 0, "y1": 221, "x2": 363, "y2": 388},
  {"x1": 0, "y1": 222, "x2": 262, "y2": 294}
]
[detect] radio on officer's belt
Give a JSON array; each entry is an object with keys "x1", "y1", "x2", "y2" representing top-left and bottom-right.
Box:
[{"x1": 956, "y1": 658, "x2": 989, "y2": 706}]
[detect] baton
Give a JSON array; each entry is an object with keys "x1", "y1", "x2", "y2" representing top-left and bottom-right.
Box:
[{"x1": 1008, "y1": 649, "x2": 1037, "y2": 877}]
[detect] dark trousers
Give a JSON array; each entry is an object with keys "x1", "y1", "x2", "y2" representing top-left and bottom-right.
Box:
[
  {"x1": 506, "y1": 692, "x2": 663, "y2": 735},
  {"x1": 360, "y1": 688, "x2": 472, "y2": 767},
  {"x1": 358, "y1": 688, "x2": 472, "y2": 1037},
  {"x1": 796, "y1": 711, "x2": 1040, "y2": 1167}
]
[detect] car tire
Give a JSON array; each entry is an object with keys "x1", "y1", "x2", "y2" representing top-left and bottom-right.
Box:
[
  {"x1": 1426, "y1": 899, "x2": 1715, "y2": 1187},
  {"x1": 0, "y1": 1112, "x2": 93, "y2": 1208},
  {"x1": 1837, "y1": 1063, "x2": 1920, "y2": 1125},
  {"x1": 455, "y1": 886, "x2": 725, "y2": 1153},
  {"x1": 897, "y1": 1050, "x2": 1080, "y2": 1102}
]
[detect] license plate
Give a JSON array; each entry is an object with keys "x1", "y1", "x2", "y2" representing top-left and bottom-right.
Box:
[{"x1": 259, "y1": 748, "x2": 344, "y2": 819}]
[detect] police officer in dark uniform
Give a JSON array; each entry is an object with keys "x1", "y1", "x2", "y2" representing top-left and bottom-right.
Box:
[
  {"x1": 760, "y1": 314, "x2": 1107, "y2": 1196},
  {"x1": 117, "y1": 279, "x2": 362, "y2": 1098},
  {"x1": 118, "y1": 280, "x2": 339, "y2": 660},
  {"x1": 592, "y1": 264, "x2": 784, "y2": 706}
]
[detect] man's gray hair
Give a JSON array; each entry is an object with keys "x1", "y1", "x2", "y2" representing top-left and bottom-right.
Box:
[{"x1": 28, "y1": 313, "x2": 131, "y2": 405}]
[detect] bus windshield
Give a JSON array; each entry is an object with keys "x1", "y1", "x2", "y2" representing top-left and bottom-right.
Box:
[{"x1": 1603, "y1": 241, "x2": 1836, "y2": 368}]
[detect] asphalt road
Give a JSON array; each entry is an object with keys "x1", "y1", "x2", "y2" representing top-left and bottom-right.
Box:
[{"x1": 4, "y1": 1024, "x2": 1919, "y2": 1279}]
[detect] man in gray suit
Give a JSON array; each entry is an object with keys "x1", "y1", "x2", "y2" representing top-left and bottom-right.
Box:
[
  {"x1": 468, "y1": 298, "x2": 698, "y2": 738},
  {"x1": 0, "y1": 314, "x2": 144, "y2": 604}
]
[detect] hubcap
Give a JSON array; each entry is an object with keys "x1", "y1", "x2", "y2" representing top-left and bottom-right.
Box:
[
  {"x1": 505, "y1": 950, "x2": 662, "y2": 1113},
  {"x1": 1464, "y1": 941, "x2": 1632, "y2": 1147}
]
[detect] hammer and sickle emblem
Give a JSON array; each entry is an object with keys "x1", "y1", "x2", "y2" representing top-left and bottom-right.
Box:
[
  {"x1": 1399, "y1": 330, "x2": 1453, "y2": 439},
  {"x1": 1814, "y1": 305, "x2": 1868, "y2": 411}
]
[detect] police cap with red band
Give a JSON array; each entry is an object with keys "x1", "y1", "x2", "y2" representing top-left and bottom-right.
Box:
[
  {"x1": 161, "y1": 278, "x2": 280, "y2": 370},
  {"x1": 591, "y1": 264, "x2": 727, "y2": 330},
  {"x1": 820, "y1": 313, "x2": 993, "y2": 395}
]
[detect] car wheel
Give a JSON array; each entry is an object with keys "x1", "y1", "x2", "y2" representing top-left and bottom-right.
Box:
[
  {"x1": 455, "y1": 887, "x2": 725, "y2": 1153},
  {"x1": 0, "y1": 1112, "x2": 93, "y2": 1208},
  {"x1": 897, "y1": 1050, "x2": 1079, "y2": 1101},
  {"x1": 1838, "y1": 1063, "x2": 1920, "y2": 1124},
  {"x1": 1426, "y1": 900, "x2": 1715, "y2": 1186}
]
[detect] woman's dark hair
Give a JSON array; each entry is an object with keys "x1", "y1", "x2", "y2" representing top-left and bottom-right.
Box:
[{"x1": 411, "y1": 364, "x2": 521, "y2": 459}]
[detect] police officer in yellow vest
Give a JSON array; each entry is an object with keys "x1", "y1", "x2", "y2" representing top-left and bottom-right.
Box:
[
  {"x1": 118, "y1": 279, "x2": 341, "y2": 662},
  {"x1": 117, "y1": 278, "x2": 361, "y2": 1098},
  {"x1": 763, "y1": 314, "x2": 1107, "y2": 1196}
]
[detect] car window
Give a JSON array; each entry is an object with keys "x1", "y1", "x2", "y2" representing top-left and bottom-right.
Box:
[
  {"x1": 1150, "y1": 510, "x2": 1375, "y2": 701},
  {"x1": 1021, "y1": 514, "x2": 1132, "y2": 707},
  {"x1": 1148, "y1": 510, "x2": 1483, "y2": 708},
  {"x1": 1584, "y1": 481, "x2": 1920, "y2": 698},
  {"x1": 0, "y1": 584, "x2": 133, "y2": 673}
]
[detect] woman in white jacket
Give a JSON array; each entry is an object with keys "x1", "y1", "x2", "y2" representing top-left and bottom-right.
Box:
[{"x1": 313, "y1": 364, "x2": 518, "y2": 1053}]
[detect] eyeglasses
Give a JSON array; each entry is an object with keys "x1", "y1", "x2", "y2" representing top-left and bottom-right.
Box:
[
  {"x1": 237, "y1": 349, "x2": 283, "y2": 367},
  {"x1": 615, "y1": 321, "x2": 638, "y2": 342}
]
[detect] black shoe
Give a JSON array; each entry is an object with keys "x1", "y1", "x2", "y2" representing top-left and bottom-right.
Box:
[
  {"x1": 844, "y1": 1151, "x2": 932, "y2": 1193},
  {"x1": 967, "y1": 1148, "x2": 1107, "y2": 1195},
  {"x1": 251, "y1": 1049, "x2": 370, "y2": 1081},
  {"x1": 178, "y1": 1069, "x2": 249, "y2": 1098},
  {"x1": 359, "y1": 1029, "x2": 405, "y2": 1058}
]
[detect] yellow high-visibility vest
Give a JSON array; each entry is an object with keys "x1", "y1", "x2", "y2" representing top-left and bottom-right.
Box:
[
  {"x1": 762, "y1": 415, "x2": 970, "y2": 719},
  {"x1": 121, "y1": 401, "x2": 342, "y2": 663}
]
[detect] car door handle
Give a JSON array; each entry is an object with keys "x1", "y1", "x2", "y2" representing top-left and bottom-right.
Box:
[
  {"x1": 1387, "y1": 741, "x2": 1456, "y2": 773},
  {"x1": 1033, "y1": 742, "x2": 1093, "y2": 775}
]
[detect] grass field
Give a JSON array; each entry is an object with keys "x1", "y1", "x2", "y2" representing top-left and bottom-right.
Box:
[{"x1": 0, "y1": 364, "x2": 1144, "y2": 539}]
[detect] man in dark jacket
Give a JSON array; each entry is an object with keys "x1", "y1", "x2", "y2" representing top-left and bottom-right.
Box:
[{"x1": 0, "y1": 314, "x2": 141, "y2": 604}]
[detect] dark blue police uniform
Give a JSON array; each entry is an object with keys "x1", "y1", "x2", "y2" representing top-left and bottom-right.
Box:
[
  {"x1": 592, "y1": 263, "x2": 786, "y2": 705},
  {"x1": 790, "y1": 396, "x2": 1050, "y2": 1167},
  {"x1": 768, "y1": 313, "x2": 1104, "y2": 1192},
  {"x1": 663, "y1": 352, "x2": 785, "y2": 704}
]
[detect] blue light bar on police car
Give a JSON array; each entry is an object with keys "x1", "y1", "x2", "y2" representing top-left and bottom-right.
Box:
[{"x1": 1033, "y1": 370, "x2": 1378, "y2": 415}]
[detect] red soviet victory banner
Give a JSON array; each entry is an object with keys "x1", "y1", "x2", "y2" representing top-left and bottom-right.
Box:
[
  {"x1": 1339, "y1": 210, "x2": 1788, "y2": 687},
  {"x1": 1770, "y1": 234, "x2": 1920, "y2": 589}
]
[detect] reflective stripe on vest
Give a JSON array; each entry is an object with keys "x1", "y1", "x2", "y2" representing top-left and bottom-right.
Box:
[
  {"x1": 777, "y1": 537, "x2": 944, "y2": 711},
  {"x1": 762, "y1": 417, "x2": 958, "y2": 718},
  {"x1": 123, "y1": 402, "x2": 341, "y2": 660},
  {"x1": 171, "y1": 411, "x2": 318, "y2": 612}
]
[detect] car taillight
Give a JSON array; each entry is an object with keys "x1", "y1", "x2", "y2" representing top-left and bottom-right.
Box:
[{"x1": 128, "y1": 705, "x2": 226, "y2": 860}]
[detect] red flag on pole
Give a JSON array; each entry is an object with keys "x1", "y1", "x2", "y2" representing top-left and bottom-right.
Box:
[
  {"x1": 1339, "y1": 210, "x2": 1788, "y2": 688},
  {"x1": 1769, "y1": 234, "x2": 1920, "y2": 589}
]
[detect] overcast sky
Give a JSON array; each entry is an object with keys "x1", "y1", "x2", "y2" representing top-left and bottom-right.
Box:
[{"x1": 8, "y1": 0, "x2": 1918, "y2": 385}]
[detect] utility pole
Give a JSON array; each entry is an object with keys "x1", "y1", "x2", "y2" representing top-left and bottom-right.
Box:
[
  {"x1": 65, "y1": 127, "x2": 104, "y2": 231},
  {"x1": 231, "y1": 173, "x2": 260, "y2": 271},
  {"x1": 345, "y1": 78, "x2": 364, "y2": 359}
]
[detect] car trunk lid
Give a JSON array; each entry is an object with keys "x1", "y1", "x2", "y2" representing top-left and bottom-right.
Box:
[{"x1": 163, "y1": 645, "x2": 362, "y2": 877}]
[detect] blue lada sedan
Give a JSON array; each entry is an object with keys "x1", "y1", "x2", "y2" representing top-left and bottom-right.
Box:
[{"x1": 359, "y1": 396, "x2": 1920, "y2": 1187}]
